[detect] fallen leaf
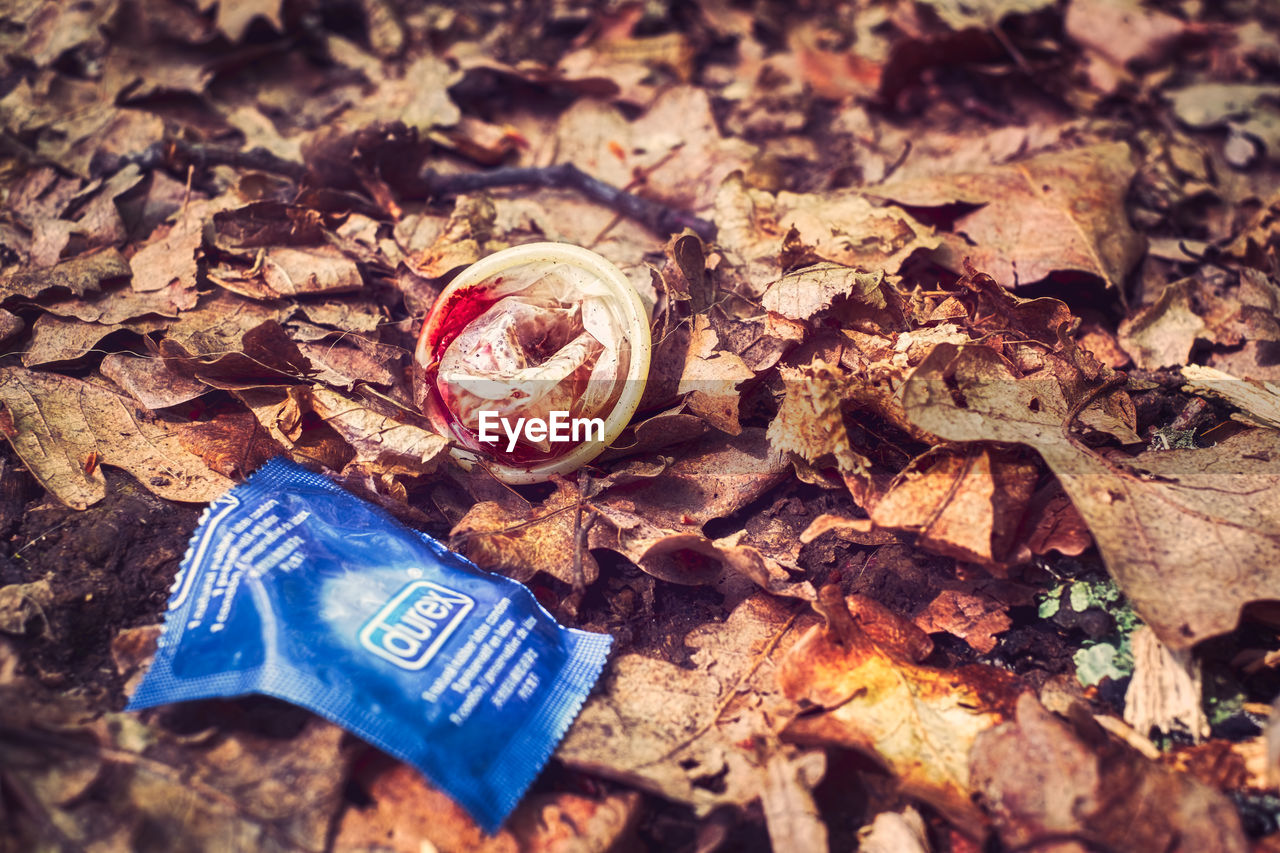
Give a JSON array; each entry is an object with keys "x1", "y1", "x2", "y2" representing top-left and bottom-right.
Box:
[
  {"x1": 914, "y1": 588, "x2": 1012, "y2": 654},
  {"x1": 0, "y1": 308, "x2": 23, "y2": 343},
  {"x1": 716, "y1": 174, "x2": 939, "y2": 290},
  {"x1": 0, "y1": 366, "x2": 232, "y2": 509},
  {"x1": 971, "y1": 693, "x2": 1247, "y2": 852},
  {"x1": 560, "y1": 593, "x2": 818, "y2": 813},
  {"x1": 876, "y1": 143, "x2": 1145, "y2": 289},
  {"x1": 1118, "y1": 279, "x2": 1207, "y2": 369},
  {"x1": 1, "y1": 673, "x2": 348, "y2": 852},
  {"x1": 1, "y1": 247, "x2": 131, "y2": 302},
  {"x1": 779, "y1": 592, "x2": 1022, "y2": 834},
  {"x1": 1181, "y1": 364, "x2": 1280, "y2": 430},
  {"x1": 100, "y1": 352, "x2": 211, "y2": 410},
  {"x1": 178, "y1": 409, "x2": 287, "y2": 478},
  {"x1": 761, "y1": 264, "x2": 891, "y2": 321},
  {"x1": 904, "y1": 343, "x2": 1280, "y2": 648},
  {"x1": 303, "y1": 386, "x2": 447, "y2": 477},
  {"x1": 333, "y1": 759, "x2": 641, "y2": 853},
  {"x1": 22, "y1": 313, "x2": 165, "y2": 367},
  {"x1": 211, "y1": 245, "x2": 363, "y2": 300},
  {"x1": 452, "y1": 479, "x2": 598, "y2": 589},
  {"x1": 129, "y1": 200, "x2": 217, "y2": 293},
  {"x1": 678, "y1": 315, "x2": 756, "y2": 435},
  {"x1": 768, "y1": 360, "x2": 873, "y2": 501},
  {"x1": 870, "y1": 445, "x2": 1038, "y2": 569}
]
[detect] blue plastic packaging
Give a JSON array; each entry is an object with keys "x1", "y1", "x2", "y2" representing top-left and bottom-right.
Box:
[{"x1": 127, "y1": 457, "x2": 612, "y2": 832}]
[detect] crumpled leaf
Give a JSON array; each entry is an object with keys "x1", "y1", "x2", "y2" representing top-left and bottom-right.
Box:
[
  {"x1": 1118, "y1": 278, "x2": 1207, "y2": 369},
  {"x1": 178, "y1": 409, "x2": 287, "y2": 479},
  {"x1": 971, "y1": 693, "x2": 1247, "y2": 852},
  {"x1": 210, "y1": 245, "x2": 363, "y2": 300},
  {"x1": 1181, "y1": 364, "x2": 1280, "y2": 430},
  {"x1": 589, "y1": 429, "x2": 791, "y2": 585},
  {"x1": 0, "y1": 366, "x2": 232, "y2": 509},
  {"x1": 761, "y1": 264, "x2": 890, "y2": 321},
  {"x1": 100, "y1": 353, "x2": 210, "y2": 410},
  {"x1": 870, "y1": 445, "x2": 1038, "y2": 569},
  {"x1": 560, "y1": 593, "x2": 819, "y2": 813},
  {"x1": 904, "y1": 343, "x2": 1280, "y2": 649},
  {"x1": 1123, "y1": 626, "x2": 1209, "y2": 741},
  {"x1": 914, "y1": 587, "x2": 1013, "y2": 654},
  {"x1": 333, "y1": 759, "x2": 641, "y2": 853},
  {"x1": 768, "y1": 360, "x2": 873, "y2": 501},
  {"x1": 678, "y1": 315, "x2": 756, "y2": 435},
  {"x1": 1, "y1": 247, "x2": 131, "y2": 302},
  {"x1": 452, "y1": 479, "x2": 598, "y2": 589},
  {"x1": 876, "y1": 143, "x2": 1145, "y2": 289},
  {"x1": 157, "y1": 292, "x2": 310, "y2": 388},
  {"x1": 129, "y1": 200, "x2": 217, "y2": 293},
  {"x1": 779, "y1": 592, "x2": 1022, "y2": 833},
  {"x1": 302, "y1": 386, "x2": 448, "y2": 477},
  {"x1": 23, "y1": 313, "x2": 166, "y2": 367},
  {"x1": 716, "y1": 174, "x2": 939, "y2": 290}
]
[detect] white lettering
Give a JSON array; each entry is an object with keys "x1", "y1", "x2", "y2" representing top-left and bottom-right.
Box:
[
  {"x1": 574, "y1": 417, "x2": 605, "y2": 442},
  {"x1": 549, "y1": 409, "x2": 569, "y2": 442},
  {"x1": 477, "y1": 412, "x2": 609, "y2": 451},
  {"x1": 503, "y1": 417, "x2": 525, "y2": 453},
  {"x1": 478, "y1": 410, "x2": 499, "y2": 444}
]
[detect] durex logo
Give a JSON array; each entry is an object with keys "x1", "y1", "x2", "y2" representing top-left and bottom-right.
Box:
[{"x1": 359, "y1": 580, "x2": 474, "y2": 670}]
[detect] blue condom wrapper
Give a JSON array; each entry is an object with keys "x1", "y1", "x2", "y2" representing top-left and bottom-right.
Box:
[{"x1": 127, "y1": 457, "x2": 612, "y2": 832}]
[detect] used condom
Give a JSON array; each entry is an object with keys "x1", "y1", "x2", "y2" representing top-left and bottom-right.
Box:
[{"x1": 416, "y1": 243, "x2": 650, "y2": 483}]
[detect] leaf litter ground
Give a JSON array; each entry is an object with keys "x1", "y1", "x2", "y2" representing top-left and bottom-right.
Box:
[{"x1": 2, "y1": 1, "x2": 1280, "y2": 851}]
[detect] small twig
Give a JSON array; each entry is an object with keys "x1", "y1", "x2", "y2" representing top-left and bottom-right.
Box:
[
  {"x1": 420, "y1": 163, "x2": 716, "y2": 241},
  {"x1": 94, "y1": 139, "x2": 306, "y2": 181}
]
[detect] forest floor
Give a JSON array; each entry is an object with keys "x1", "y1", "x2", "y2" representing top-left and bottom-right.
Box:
[{"x1": 2, "y1": 1, "x2": 1280, "y2": 851}]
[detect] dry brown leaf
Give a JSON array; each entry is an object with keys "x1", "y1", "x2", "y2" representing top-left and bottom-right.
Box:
[
  {"x1": 1123, "y1": 626, "x2": 1209, "y2": 741},
  {"x1": 761, "y1": 264, "x2": 890, "y2": 321},
  {"x1": 870, "y1": 446, "x2": 1038, "y2": 569},
  {"x1": 679, "y1": 314, "x2": 756, "y2": 435},
  {"x1": 0, "y1": 308, "x2": 23, "y2": 343},
  {"x1": 560, "y1": 593, "x2": 819, "y2": 813},
  {"x1": 905, "y1": 343, "x2": 1280, "y2": 649},
  {"x1": 1118, "y1": 279, "x2": 1207, "y2": 369},
  {"x1": 452, "y1": 479, "x2": 598, "y2": 589},
  {"x1": 1067, "y1": 0, "x2": 1188, "y2": 92},
  {"x1": 876, "y1": 143, "x2": 1145, "y2": 289},
  {"x1": 158, "y1": 292, "x2": 310, "y2": 388},
  {"x1": 129, "y1": 200, "x2": 217, "y2": 293},
  {"x1": 302, "y1": 386, "x2": 447, "y2": 477},
  {"x1": 971, "y1": 693, "x2": 1247, "y2": 852},
  {"x1": 39, "y1": 279, "x2": 198, "y2": 324},
  {"x1": 541, "y1": 86, "x2": 756, "y2": 216},
  {"x1": 915, "y1": 0, "x2": 1054, "y2": 30},
  {"x1": 914, "y1": 588, "x2": 1012, "y2": 654},
  {"x1": 1181, "y1": 364, "x2": 1280, "y2": 430},
  {"x1": 178, "y1": 409, "x2": 287, "y2": 479},
  {"x1": 779, "y1": 593, "x2": 1022, "y2": 834},
  {"x1": 211, "y1": 245, "x2": 363, "y2": 300},
  {"x1": 23, "y1": 313, "x2": 166, "y2": 367},
  {"x1": 333, "y1": 760, "x2": 640, "y2": 853},
  {"x1": 0, "y1": 366, "x2": 232, "y2": 509},
  {"x1": 768, "y1": 360, "x2": 873, "y2": 500},
  {"x1": 716, "y1": 175, "x2": 939, "y2": 290},
  {"x1": 1, "y1": 247, "x2": 131, "y2": 302},
  {"x1": 100, "y1": 353, "x2": 210, "y2": 410}
]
